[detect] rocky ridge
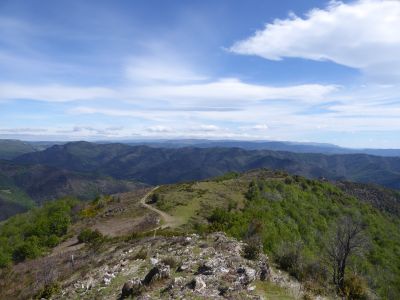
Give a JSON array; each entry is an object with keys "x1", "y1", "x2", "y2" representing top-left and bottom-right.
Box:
[{"x1": 56, "y1": 232, "x2": 318, "y2": 299}]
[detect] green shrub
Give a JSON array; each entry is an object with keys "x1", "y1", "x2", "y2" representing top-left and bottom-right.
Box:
[
  {"x1": 45, "y1": 234, "x2": 60, "y2": 248},
  {"x1": 275, "y1": 242, "x2": 305, "y2": 280},
  {"x1": 77, "y1": 228, "x2": 104, "y2": 244},
  {"x1": 35, "y1": 282, "x2": 61, "y2": 299},
  {"x1": 243, "y1": 242, "x2": 260, "y2": 260},
  {"x1": 343, "y1": 273, "x2": 368, "y2": 300},
  {"x1": 12, "y1": 236, "x2": 42, "y2": 263},
  {"x1": 161, "y1": 256, "x2": 178, "y2": 268},
  {"x1": 133, "y1": 248, "x2": 148, "y2": 260},
  {"x1": 0, "y1": 198, "x2": 77, "y2": 266},
  {"x1": 149, "y1": 193, "x2": 160, "y2": 204},
  {"x1": 0, "y1": 251, "x2": 12, "y2": 268}
]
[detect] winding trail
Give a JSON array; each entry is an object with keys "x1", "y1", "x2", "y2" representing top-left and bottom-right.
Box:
[{"x1": 140, "y1": 186, "x2": 180, "y2": 229}]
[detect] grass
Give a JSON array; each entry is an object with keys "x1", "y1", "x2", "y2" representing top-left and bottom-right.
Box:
[
  {"x1": 155, "y1": 179, "x2": 247, "y2": 228},
  {"x1": 255, "y1": 280, "x2": 296, "y2": 300}
]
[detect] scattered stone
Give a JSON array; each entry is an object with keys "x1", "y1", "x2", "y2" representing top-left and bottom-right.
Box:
[
  {"x1": 187, "y1": 276, "x2": 206, "y2": 291},
  {"x1": 196, "y1": 262, "x2": 213, "y2": 275},
  {"x1": 121, "y1": 280, "x2": 133, "y2": 298},
  {"x1": 121, "y1": 278, "x2": 143, "y2": 298},
  {"x1": 142, "y1": 264, "x2": 170, "y2": 286},
  {"x1": 259, "y1": 262, "x2": 270, "y2": 281}
]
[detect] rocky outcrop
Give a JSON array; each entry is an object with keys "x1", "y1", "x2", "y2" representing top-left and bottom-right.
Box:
[
  {"x1": 117, "y1": 232, "x2": 270, "y2": 299},
  {"x1": 56, "y1": 232, "x2": 316, "y2": 299}
]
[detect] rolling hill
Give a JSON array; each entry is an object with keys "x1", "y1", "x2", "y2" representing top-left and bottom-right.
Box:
[
  {"x1": 14, "y1": 141, "x2": 400, "y2": 189},
  {"x1": 0, "y1": 160, "x2": 145, "y2": 221},
  {"x1": 0, "y1": 139, "x2": 37, "y2": 160},
  {"x1": 1, "y1": 169, "x2": 399, "y2": 299},
  {"x1": 126, "y1": 139, "x2": 400, "y2": 157}
]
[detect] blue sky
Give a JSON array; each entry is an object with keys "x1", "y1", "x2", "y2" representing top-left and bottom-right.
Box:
[{"x1": 0, "y1": 0, "x2": 399, "y2": 148}]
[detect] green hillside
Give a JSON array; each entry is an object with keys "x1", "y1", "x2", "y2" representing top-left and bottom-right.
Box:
[
  {"x1": 0, "y1": 160, "x2": 145, "y2": 220},
  {"x1": 152, "y1": 170, "x2": 400, "y2": 299},
  {"x1": 0, "y1": 139, "x2": 37, "y2": 160},
  {"x1": 15, "y1": 141, "x2": 400, "y2": 189},
  {"x1": 1, "y1": 169, "x2": 399, "y2": 299}
]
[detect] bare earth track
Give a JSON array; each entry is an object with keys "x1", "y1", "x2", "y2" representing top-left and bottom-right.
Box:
[{"x1": 139, "y1": 186, "x2": 180, "y2": 229}]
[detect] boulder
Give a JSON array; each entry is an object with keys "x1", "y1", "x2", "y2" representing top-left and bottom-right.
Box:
[
  {"x1": 196, "y1": 262, "x2": 213, "y2": 275},
  {"x1": 121, "y1": 278, "x2": 142, "y2": 298},
  {"x1": 187, "y1": 276, "x2": 206, "y2": 291},
  {"x1": 237, "y1": 266, "x2": 256, "y2": 285},
  {"x1": 259, "y1": 263, "x2": 270, "y2": 281},
  {"x1": 121, "y1": 280, "x2": 133, "y2": 298},
  {"x1": 142, "y1": 264, "x2": 170, "y2": 286}
]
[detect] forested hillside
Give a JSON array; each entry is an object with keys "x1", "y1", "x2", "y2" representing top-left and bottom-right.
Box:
[
  {"x1": 0, "y1": 160, "x2": 144, "y2": 220},
  {"x1": 15, "y1": 141, "x2": 400, "y2": 189}
]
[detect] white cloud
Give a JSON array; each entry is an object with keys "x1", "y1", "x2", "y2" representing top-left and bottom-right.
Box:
[
  {"x1": 0, "y1": 127, "x2": 48, "y2": 133},
  {"x1": 0, "y1": 78, "x2": 336, "y2": 104},
  {"x1": 132, "y1": 78, "x2": 337, "y2": 103},
  {"x1": 230, "y1": 0, "x2": 400, "y2": 78},
  {"x1": 193, "y1": 124, "x2": 220, "y2": 132},
  {"x1": 146, "y1": 125, "x2": 173, "y2": 133},
  {"x1": 0, "y1": 83, "x2": 116, "y2": 102},
  {"x1": 252, "y1": 124, "x2": 269, "y2": 130},
  {"x1": 126, "y1": 55, "x2": 207, "y2": 83}
]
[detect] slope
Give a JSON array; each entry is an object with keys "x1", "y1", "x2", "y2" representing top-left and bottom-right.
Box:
[
  {"x1": 15, "y1": 141, "x2": 400, "y2": 189},
  {"x1": 0, "y1": 160, "x2": 145, "y2": 221}
]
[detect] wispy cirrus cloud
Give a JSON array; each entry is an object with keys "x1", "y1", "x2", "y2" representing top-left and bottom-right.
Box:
[{"x1": 0, "y1": 83, "x2": 116, "y2": 102}]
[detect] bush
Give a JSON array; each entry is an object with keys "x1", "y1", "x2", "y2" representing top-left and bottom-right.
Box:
[
  {"x1": 275, "y1": 242, "x2": 304, "y2": 280},
  {"x1": 77, "y1": 228, "x2": 104, "y2": 244},
  {"x1": 243, "y1": 242, "x2": 260, "y2": 260},
  {"x1": 343, "y1": 273, "x2": 368, "y2": 300},
  {"x1": 161, "y1": 256, "x2": 178, "y2": 268},
  {"x1": 133, "y1": 248, "x2": 148, "y2": 260},
  {"x1": 0, "y1": 251, "x2": 12, "y2": 268},
  {"x1": 45, "y1": 234, "x2": 60, "y2": 248},
  {"x1": 148, "y1": 193, "x2": 160, "y2": 204},
  {"x1": 35, "y1": 282, "x2": 61, "y2": 299},
  {"x1": 12, "y1": 237, "x2": 42, "y2": 263},
  {"x1": 0, "y1": 198, "x2": 77, "y2": 267}
]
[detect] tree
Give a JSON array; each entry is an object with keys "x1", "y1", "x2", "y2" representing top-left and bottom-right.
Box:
[
  {"x1": 246, "y1": 180, "x2": 260, "y2": 200},
  {"x1": 326, "y1": 215, "x2": 368, "y2": 293}
]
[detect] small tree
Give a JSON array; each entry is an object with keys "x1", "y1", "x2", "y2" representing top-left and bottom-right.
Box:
[
  {"x1": 326, "y1": 215, "x2": 368, "y2": 293},
  {"x1": 246, "y1": 180, "x2": 260, "y2": 200}
]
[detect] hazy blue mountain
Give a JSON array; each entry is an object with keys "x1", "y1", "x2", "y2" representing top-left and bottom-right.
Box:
[
  {"x1": 122, "y1": 139, "x2": 400, "y2": 156},
  {"x1": 15, "y1": 141, "x2": 400, "y2": 189},
  {"x1": 0, "y1": 158, "x2": 145, "y2": 220}
]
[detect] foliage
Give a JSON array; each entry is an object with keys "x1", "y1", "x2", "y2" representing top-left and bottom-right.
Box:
[
  {"x1": 77, "y1": 228, "x2": 106, "y2": 251},
  {"x1": 0, "y1": 197, "x2": 78, "y2": 266},
  {"x1": 77, "y1": 228, "x2": 104, "y2": 244},
  {"x1": 212, "y1": 171, "x2": 240, "y2": 182},
  {"x1": 79, "y1": 195, "x2": 112, "y2": 218},
  {"x1": 161, "y1": 256, "x2": 178, "y2": 268},
  {"x1": 206, "y1": 176, "x2": 400, "y2": 298},
  {"x1": 343, "y1": 273, "x2": 368, "y2": 300},
  {"x1": 35, "y1": 282, "x2": 61, "y2": 299},
  {"x1": 133, "y1": 248, "x2": 148, "y2": 260},
  {"x1": 243, "y1": 242, "x2": 260, "y2": 260}
]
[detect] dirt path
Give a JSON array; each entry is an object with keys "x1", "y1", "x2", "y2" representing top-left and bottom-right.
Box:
[{"x1": 140, "y1": 186, "x2": 180, "y2": 229}]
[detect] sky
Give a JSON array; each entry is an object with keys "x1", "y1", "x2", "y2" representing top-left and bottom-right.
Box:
[{"x1": 0, "y1": 0, "x2": 400, "y2": 148}]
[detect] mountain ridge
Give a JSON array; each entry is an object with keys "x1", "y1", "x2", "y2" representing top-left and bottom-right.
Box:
[{"x1": 14, "y1": 141, "x2": 400, "y2": 189}]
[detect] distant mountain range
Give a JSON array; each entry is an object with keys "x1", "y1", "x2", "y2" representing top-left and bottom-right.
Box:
[
  {"x1": 1, "y1": 138, "x2": 400, "y2": 160},
  {"x1": 2, "y1": 139, "x2": 400, "y2": 220},
  {"x1": 14, "y1": 141, "x2": 400, "y2": 189},
  {"x1": 0, "y1": 159, "x2": 144, "y2": 221},
  {"x1": 124, "y1": 139, "x2": 400, "y2": 157}
]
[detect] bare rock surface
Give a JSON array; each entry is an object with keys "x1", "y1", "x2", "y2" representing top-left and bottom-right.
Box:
[{"x1": 55, "y1": 232, "x2": 320, "y2": 299}]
